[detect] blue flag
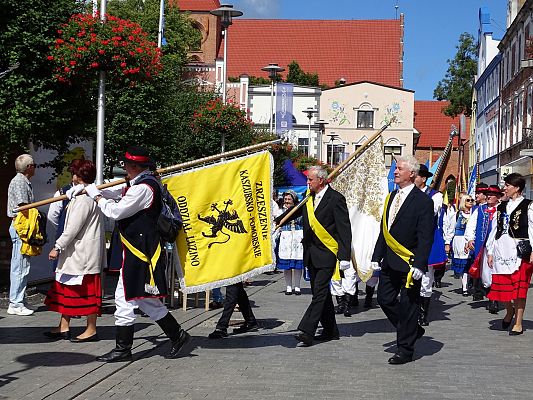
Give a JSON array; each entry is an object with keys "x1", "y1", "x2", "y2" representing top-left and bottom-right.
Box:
[
  {"x1": 467, "y1": 163, "x2": 477, "y2": 197},
  {"x1": 388, "y1": 159, "x2": 397, "y2": 192},
  {"x1": 426, "y1": 155, "x2": 442, "y2": 187}
]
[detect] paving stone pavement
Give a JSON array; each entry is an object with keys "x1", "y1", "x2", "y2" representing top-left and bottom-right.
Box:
[{"x1": 1, "y1": 273, "x2": 533, "y2": 400}]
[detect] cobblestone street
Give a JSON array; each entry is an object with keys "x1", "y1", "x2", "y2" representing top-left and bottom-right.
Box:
[{"x1": 1, "y1": 273, "x2": 532, "y2": 399}]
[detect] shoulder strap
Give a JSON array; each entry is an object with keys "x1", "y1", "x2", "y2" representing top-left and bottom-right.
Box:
[
  {"x1": 305, "y1": 190, "x2": 341, "y2": 280},
  {"x1": 381, "y1": 193, "x2": 415, "y2": 288}
]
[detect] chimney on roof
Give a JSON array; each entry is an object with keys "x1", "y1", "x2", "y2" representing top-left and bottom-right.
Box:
[{"x1": 339, "y1": 78, "x2": 346, "y2": 86}]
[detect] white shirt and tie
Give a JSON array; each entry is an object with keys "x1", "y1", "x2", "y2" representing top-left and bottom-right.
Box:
[{"x1": 389, "y1": 183, "x2": 415, "y2": 228}]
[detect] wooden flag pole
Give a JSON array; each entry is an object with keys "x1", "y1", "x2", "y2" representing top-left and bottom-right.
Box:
[
  {"x1": 275, "y1": 119, "x2": 394, "y2": 228},
  {"x1": 14, "y1": 139, "x2": 281, "y2": 213}
]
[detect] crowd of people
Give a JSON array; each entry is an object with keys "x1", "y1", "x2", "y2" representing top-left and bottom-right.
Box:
[{"x1": 5, "y1": 149, "x2": 533, "y2": 365}]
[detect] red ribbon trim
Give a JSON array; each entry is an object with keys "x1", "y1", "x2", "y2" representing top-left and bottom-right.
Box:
[{"x1": 125, "y1": 152, "x2": 149, "y2": 162}]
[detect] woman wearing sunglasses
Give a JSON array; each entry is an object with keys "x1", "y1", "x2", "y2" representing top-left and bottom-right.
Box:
[{"x1": 451, "y1": 194, "x2": 475, "y2": 295}]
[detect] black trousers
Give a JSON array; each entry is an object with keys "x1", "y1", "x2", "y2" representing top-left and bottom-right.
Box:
[
  {"x1": 216, "y1": 282, "x2": 256, "y2": 331},
  {"x1": 298, "y1": 262, "x2": 338, "y2": 336},
  {"x1": 377, "y1": 266, "x2": 422, "y2": 358}
]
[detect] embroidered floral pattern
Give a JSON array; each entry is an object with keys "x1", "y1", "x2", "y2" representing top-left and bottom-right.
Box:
[{"x1": 331, "y1": 138, "x2": 386, "y2": 222}]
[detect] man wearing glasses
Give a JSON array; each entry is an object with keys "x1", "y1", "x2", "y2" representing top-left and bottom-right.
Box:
[
  {"x1": 6, "y1": 154, "x2": 36, "y2": 316},
  {"x1": 465, "y1": 184, "x2": 503, "y2": 310}
]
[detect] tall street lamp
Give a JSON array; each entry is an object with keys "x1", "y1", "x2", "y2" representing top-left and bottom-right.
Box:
[
  {"x1": 302, "y1": 107, "x2": 318, "y2": 157},
  {"x1": 95, "y1": 0, "x2": 107, "y2": 184},
  {"x1": 261, "y1": 63, "x2": 284, "y2": 135},
  {"x1": 210, "y1": 4, "x2": 242, "y2": 106},
  {"x1": 315, "y1": 119, "x2": 328, "y2": 162},
  {"x1": 327, "y1": 134, "x2": 341, "y2": 168}
]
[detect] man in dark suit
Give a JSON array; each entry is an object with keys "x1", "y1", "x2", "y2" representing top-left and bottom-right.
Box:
[
  {"x1": 277, "y1": 166, "x2": 352, "y2": 346},
  {"x1": 371, "y1": 155, "x2": 434, "y2": 364}
]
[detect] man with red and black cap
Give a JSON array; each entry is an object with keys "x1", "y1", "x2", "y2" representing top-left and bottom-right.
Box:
[
  {"x1": 84, "y1": 146, "x2": 190, "y2": 362},
  {"x1": 464, "y1": 184, "x2": 503, "y2": 311},
  {"x1": 414, "y1": 164, "x2": 455, "y2": 326}
]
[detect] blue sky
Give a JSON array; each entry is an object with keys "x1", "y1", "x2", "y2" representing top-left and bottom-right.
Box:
[{"x1": 230, "y1": 0, "x2": 507, "y2": 100}]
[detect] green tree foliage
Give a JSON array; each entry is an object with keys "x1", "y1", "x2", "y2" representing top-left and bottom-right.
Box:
[
  {"x1": 0, "y1": 0, "x2": 90, "y2": 160},
  {"x1": 286, "y1": 61, "x2": 319, "y2": 87},
  {"x1": 433, "y1": 32, "x2": 478, "y2": 117}
]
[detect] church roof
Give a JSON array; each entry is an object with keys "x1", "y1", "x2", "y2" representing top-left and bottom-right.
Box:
[{"x1": 217, "y1": 19, "x2": 402, "y2": 87}]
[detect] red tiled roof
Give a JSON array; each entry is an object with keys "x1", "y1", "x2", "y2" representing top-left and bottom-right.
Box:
[
  {"x1": 218, "y1": 19, "x2": 401, "y2": 88},
  {"x1": 414, "y1": 101, "x2": 470, "y2": 148},
  {"x1": 172, "y1": 0, "x2": 220, "y2": 11}
]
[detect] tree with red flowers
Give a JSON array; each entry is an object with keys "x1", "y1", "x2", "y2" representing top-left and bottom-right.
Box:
[{"x1": 190, "y1": 98, "x2": 256, "y2": 157}]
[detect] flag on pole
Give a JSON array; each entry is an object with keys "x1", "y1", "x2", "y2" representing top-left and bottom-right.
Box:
[
  {"x1": 387, "y1": 158, "x2": 397, "y2": 192},
  {"x1": 425, "y1": 154, "x2": 442, "y2": 187},
  {"x1": 467, "y1": 163, "x2": 478, "y2": 197},
  {"x1": 162, "y1": 151, "x2": 275, "y2": 293},
  {"x1": 331, "y1": 138, "x2": 388, "y2": 283}
]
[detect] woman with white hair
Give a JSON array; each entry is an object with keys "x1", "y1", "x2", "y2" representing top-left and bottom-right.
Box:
[
  {"x1": 277, "y1": 190, "x2": 304, "y2": 295},
  {"x1": 450, "y1": 193, "x2": 475, "y2": 295}
]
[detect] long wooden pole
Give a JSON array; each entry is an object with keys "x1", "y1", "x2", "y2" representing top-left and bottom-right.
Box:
[
  {"x1": 14, "y1": 139, "x2": 281, "y2": 213},
  {"x1": 275, "y1": 120, "x2": 393, "y2": 228}
]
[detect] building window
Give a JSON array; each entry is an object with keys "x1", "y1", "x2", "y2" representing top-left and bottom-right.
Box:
[
  {"x1": 384, "y1": 145, "x2": 402, "y2": 168},
  {"x1": 298, "y1": 138, "x2": 309, "y2": 156},
  {"x1": 357, "y1": 110, "x2": 374, "y2": 128},
  {"x1": 326, "y1": 143, "x2": 345, "y2": 166}
]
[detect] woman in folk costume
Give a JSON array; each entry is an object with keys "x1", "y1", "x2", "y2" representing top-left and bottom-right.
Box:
[
  {"x1": 277, "y1": 190, "x2": 304, "y2": 295},
  {"x1": 45, "y1": 160, "x2": 105, "y2": 342},
  {"x1": 486, "y1": 173, "x2": 533, "y2": 335},
  {"x1": 451, "y1": 193, "x2": 475, "y2": 295}
]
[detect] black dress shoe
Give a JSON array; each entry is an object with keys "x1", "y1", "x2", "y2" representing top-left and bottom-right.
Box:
[
  {"x1": 43, "y1": 330, "x2": 71, "y2": 340},
  {"x1": 166, "y1": 329, "x2": 191, "y2": 359},
  {"x1": 208, "y1": 329, "x2": 228, "y2": 339},
  {"x1": 70, "y1": 334, "x2": 99, "y2": 343},
  {"x1": 388, "y1": 353, "x2": 413, "y2": 365},
  {"x1": 435, "y1": 280, "x2": 442, "y2": 288},
  {"x1": 285, "y1": 290, "x2": 293, "y2": 295},
  {"x1": 294, "y1": 332, "x2": 314, "y2": 346},
  {"x1": 209, "y1": 301, "x2": 223, "y2": 310},
  {"x1": 233, "y1": 321, "x2": 259, "y2": 334},
  {"x1": 314, "y1": 332, "x2": 340, "y2": 341},
  {"x1": 509, "y1": 329, "x2": 524, "y2": 336},
  {"x1": 294, "y1": 290, "x2": 301, "y2": 296}
]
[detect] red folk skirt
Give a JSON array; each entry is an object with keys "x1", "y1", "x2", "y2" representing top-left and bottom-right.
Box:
[
  {"x1": 488, "y1": 259, "x2": 533, "y2": 302},
  {"x1": 45, "y1": 273, "x2": 102, "y2": 316}
]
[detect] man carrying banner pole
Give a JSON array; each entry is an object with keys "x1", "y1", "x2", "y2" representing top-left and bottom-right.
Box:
[
  {"x1": 84, "y1": 146, "x2": 191, "y2": 362},
  {"x1": 372, "y1": 156, "x2": 434, "y2": 364},
  {"x1": 276, "y1": 165, "x2": 352, "y2": 347}
]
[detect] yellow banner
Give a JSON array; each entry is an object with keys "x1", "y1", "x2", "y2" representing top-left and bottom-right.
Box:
[{"x1": 162, "y1": 151, "x2": 274, "y2": 293}]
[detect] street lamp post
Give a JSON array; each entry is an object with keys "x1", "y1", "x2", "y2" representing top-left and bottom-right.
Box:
[
  {"x1": 261, "y1": 63, "x2": 284, "y2": 135},
  {"x1": 210, "y1": 4, "x2": 243, "y2": 105},
  {"x1": 95, "y1": 0, "x2": 107, "y2": 184},
  {"x1": 210, "y1": 4, "x2": 242, "y2": 153},
  {"x1": 315, "y1": 119, "x2": 328, "y2": 162},
  {"x1": 302, "y1": 107, "x2": 318, "y2": 157},
  {"x1": 327, "y1": 134, "x2": 341, "y2": 168}
]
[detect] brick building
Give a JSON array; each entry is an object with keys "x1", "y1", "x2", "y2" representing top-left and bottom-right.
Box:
[{"x1": 414, "y1": 101, "x2": 470, "y2": 191}]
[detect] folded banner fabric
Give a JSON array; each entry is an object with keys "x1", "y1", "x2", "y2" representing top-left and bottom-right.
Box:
[
  {"x1": 162, "y1": 151, "x2": 275, "y2": 293},
  {"x1": 331, "y1": 138, "x2": 388, "y2": 283}
]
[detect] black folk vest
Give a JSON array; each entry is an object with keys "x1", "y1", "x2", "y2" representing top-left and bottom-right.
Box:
[{"x1": 495, "y1": 199, "x2": 531, "y2": 240}]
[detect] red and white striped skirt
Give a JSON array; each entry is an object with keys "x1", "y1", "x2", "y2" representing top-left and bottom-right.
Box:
[
  {"x1": 488, "y1": 259, "x2": 533, "y2": 302},
  {"x1": 45, "y1": 273, "x2": 102, "y2": 316}
]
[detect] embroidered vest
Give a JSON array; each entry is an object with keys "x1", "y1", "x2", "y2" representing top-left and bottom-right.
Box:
[
  {"x1": 495, "y1": 199, "x2": 531, "y2": 240},
  {"x1": 473, "y1": 204, "x2": 496, "y2": 256}
]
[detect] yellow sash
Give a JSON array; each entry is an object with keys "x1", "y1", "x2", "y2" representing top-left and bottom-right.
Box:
[
  {"x1": 120, "y1": 233, "x2": 161, "y2": 288},
  {"x1": 305, "y1": 191, "x2": 341, "y2": 280},
  {"x1": 382, "y1": 193, "x2": 415, "y2": 288}
]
